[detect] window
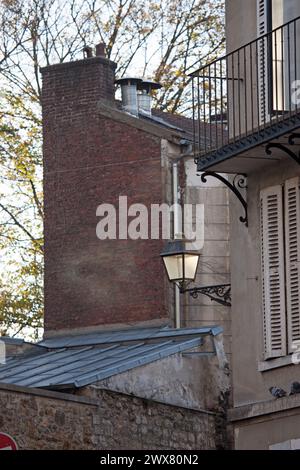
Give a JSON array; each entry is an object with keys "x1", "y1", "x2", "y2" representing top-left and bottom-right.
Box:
[
  {"x1": 257, "y1": 0, "x2": 300, "y2": 118},
  {"x1": 260, "y1": 177, "x2": 300, "y2": 359}
]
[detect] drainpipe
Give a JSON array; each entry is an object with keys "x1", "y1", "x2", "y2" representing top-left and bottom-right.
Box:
[{"x1": 172, "y1": 161, "x2": 181, "y2": 329}]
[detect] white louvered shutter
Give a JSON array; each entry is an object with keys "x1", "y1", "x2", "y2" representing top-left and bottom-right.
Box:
[
  {"x1": 257, "y1": 0, "x2": 271, "y2": 124},
  {"x1": 285, "y1": 177, "x2": 300, "y2": 353},
  {"x1": 257, "y1": 0, "x2": 268, "y2": 38},
  {"x1": 260, "y1": 185, "x2": 286, "y2": 358}
]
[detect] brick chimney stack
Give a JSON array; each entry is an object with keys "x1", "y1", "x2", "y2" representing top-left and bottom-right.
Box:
[
  {"x1": 40, "y1": 47, "x2": 169, "y2": 337},
  {"x1": 41, "y1": 48, "x2": 116, "y2": 117}
]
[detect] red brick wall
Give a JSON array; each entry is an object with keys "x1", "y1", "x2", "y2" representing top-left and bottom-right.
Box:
[{"x1": 41, "y1": 57, "x2": 169, "y2": 333}]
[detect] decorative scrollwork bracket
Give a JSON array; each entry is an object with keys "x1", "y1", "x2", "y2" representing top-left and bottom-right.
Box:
[
  {"x1": 288, "y1": 133, "x2": 300, "y2": 146},
  {"x1": 265, "y1": 141, "x2": 300, "y2": 165},
  {"x1": 182, "y1": 283, "x2": 231, "y2": 307},
  {"x1": 200, "y1": 171, "x2": 248, "y2": 226}
]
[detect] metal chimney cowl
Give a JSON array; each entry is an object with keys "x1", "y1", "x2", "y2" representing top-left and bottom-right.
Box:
[
  {"x1": 115, "y1": 77, "x2": 142, "y2": 117},
  {"x1": 115, "y1": 77, "x2": 162, "y2": 117},
  {"x1": 137, "y1": 80, "x2": 162, "y2": 117}
]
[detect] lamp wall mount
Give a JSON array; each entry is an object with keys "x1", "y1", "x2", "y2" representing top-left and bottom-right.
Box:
[{"x1": 179, "y1": 283, "x2": 231, "y2": 307}]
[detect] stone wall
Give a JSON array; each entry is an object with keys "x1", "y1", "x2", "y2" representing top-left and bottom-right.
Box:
[
  {"x1": 0, "y1": 383, "x2": 96, "y2": 449},
  {"x1": 183, "y1": 162, "x2": 231, "y2": 358},
  {"x1": 89, "y1": 388, "x2": 218, "y2": 450},
  {"x1": 0, "y1": 383, "x2": 222, "y2": 450}
]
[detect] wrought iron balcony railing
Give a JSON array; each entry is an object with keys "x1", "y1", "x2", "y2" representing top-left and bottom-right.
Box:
[{"x1": 191, "y1": 15, "x2": 300, "y2": 170}]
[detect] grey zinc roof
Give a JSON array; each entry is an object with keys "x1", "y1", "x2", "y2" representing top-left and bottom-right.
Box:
[
  {"x1": 0, "y1": 326, "x2": 222, "y2": 390},
  {"x1": 38, "y1": 325, "x2": 223, "y2": 349},
  {"x1": 0, "y1": 336, "x2": 26, "y2": 345}
]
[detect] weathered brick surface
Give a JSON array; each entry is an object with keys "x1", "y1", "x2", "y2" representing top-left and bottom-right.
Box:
[
  {"x1": 0, "y1": 384, "x2": 218, "y2": 450},
  {"x1": 41, "y1": 57, "x2": 169, "y2": 333}
]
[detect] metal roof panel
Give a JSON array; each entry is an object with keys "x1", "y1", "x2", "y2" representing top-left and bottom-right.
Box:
[
  {"x1": 0, "y1": 326, "x2": 221, "y2": 389},
  {"x1": 39, "y1": 325, "x2": 222, "y2": 349}
]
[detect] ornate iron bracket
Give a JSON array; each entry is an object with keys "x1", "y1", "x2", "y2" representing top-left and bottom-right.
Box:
[
  {"x1": 181, "y1": 283, "x2": 231, "y2": 307},
  {"x1": 200, "y1": 171, "x2": 248, "y2": 226},
  {"x1": 265, "y1": 142, "x2": 300, "y2": 165},
  {"x1": 288, "y1": 133, "x2": 300, "y2": 145}
]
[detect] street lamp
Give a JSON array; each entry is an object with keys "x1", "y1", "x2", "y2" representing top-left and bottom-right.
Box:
[
  {"x1": 160, "y1": 240, "x2": 231, "y2": 307},
  {"x1": 160, "y1": 239, "x2": 200, "y2": 291}
]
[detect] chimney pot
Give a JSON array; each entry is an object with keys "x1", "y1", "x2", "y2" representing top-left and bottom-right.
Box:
[
  {"x1": 96, "y1": 43, "x2": 106, "y2": 57},
  {"x1": 83, "y1": 46, "x2": 93, "y2": 58}
]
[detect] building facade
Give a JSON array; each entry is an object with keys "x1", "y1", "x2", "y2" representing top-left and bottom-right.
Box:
[
  {"x1": 0, "y1": 44, "x2": 232, "y2": 449},
  {"x1": 192, "y1": 0, "x2": 300, "y2": 450}
]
